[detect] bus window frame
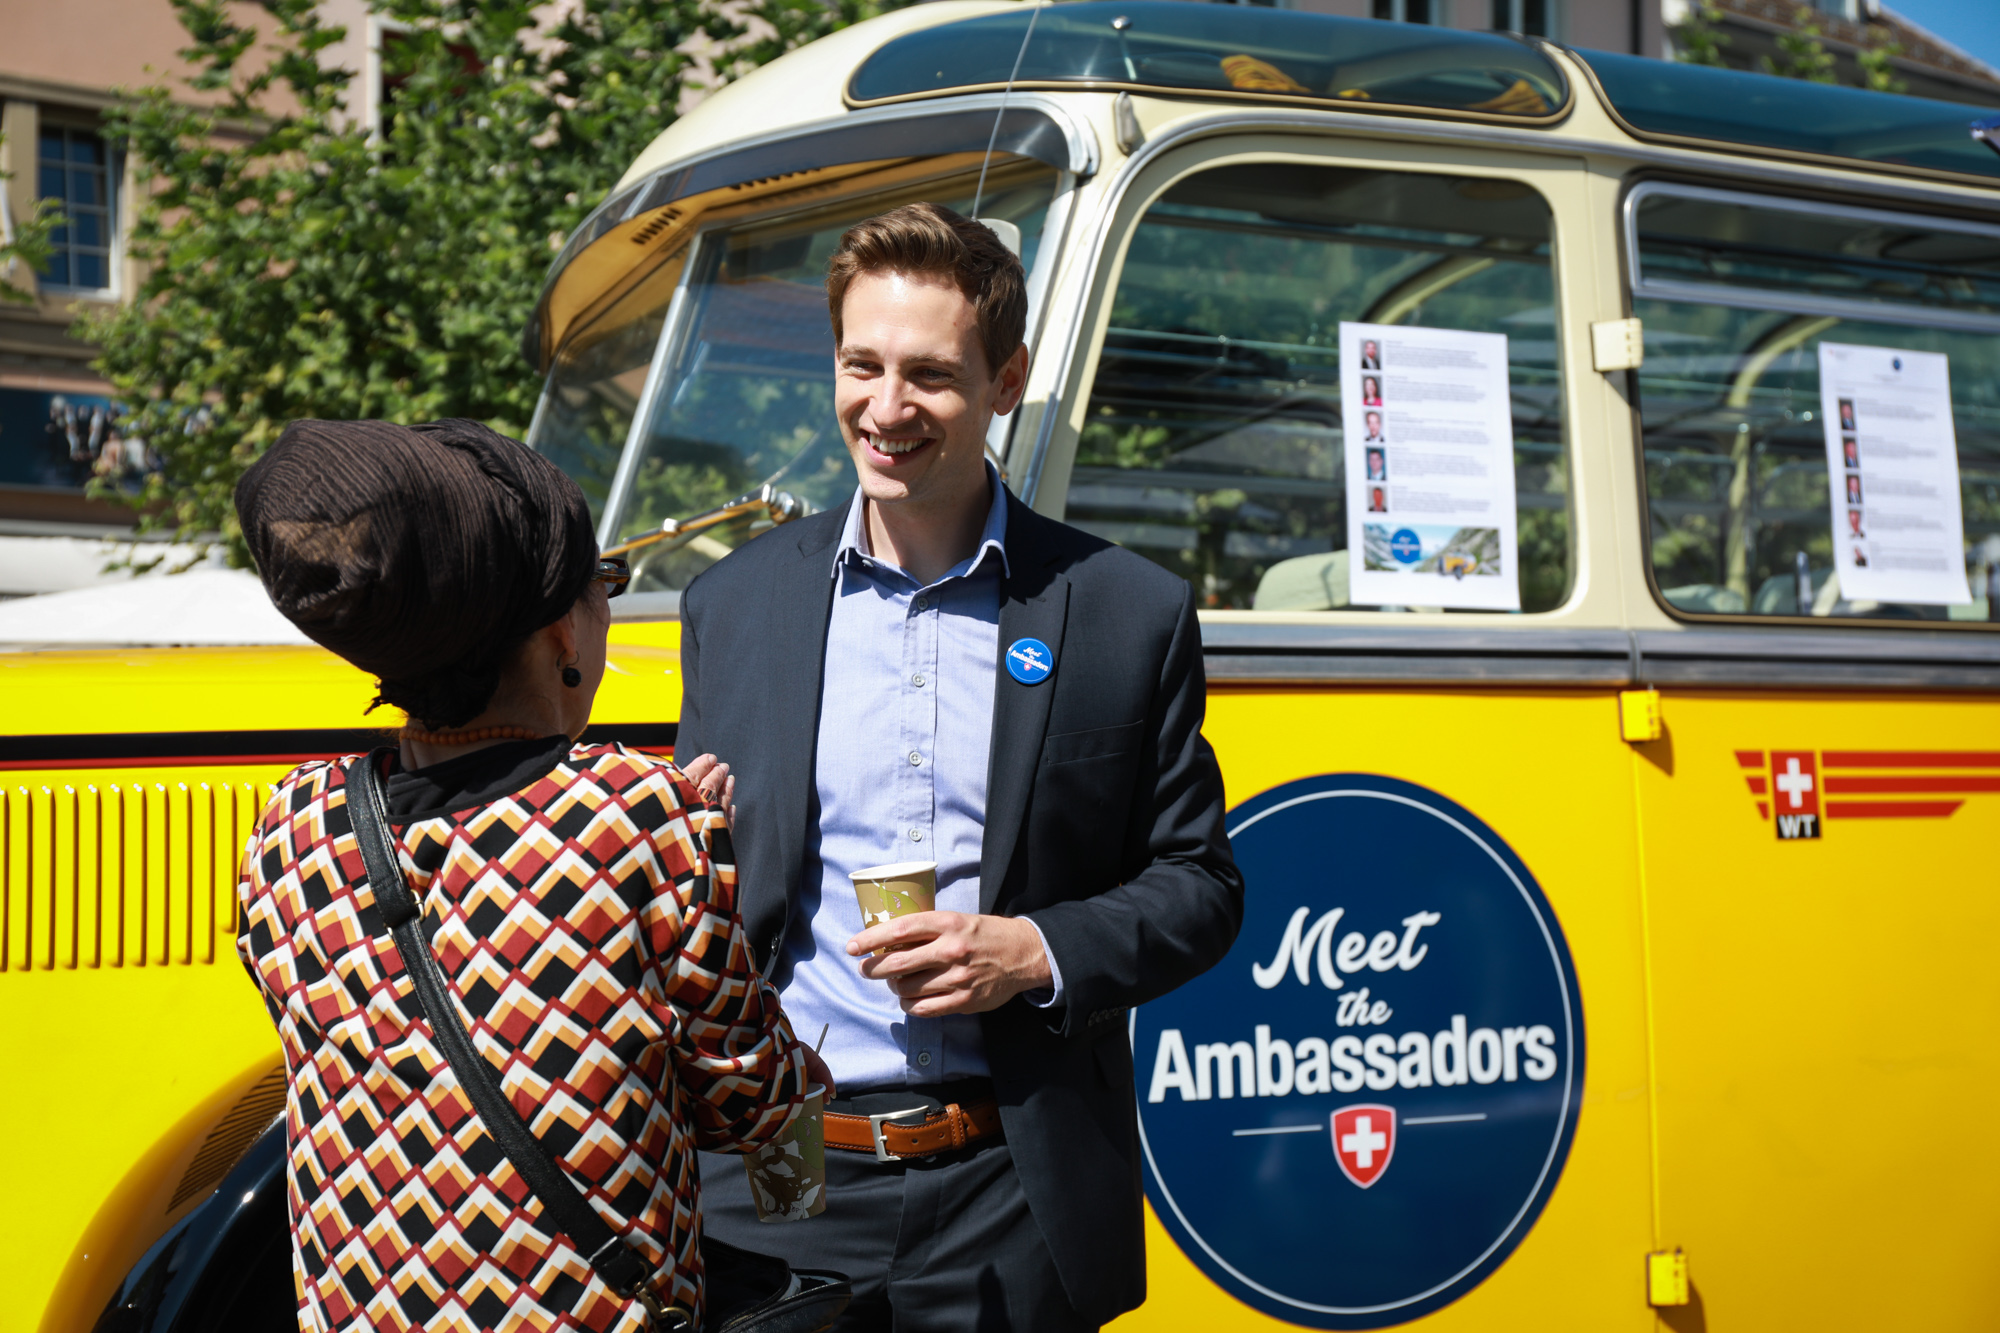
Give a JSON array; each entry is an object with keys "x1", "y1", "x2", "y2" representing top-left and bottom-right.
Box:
[
  {"x1": 1618, "y1": 171, "x2": 2000, "y2": 635},
  {"x1": 1025, "y1": 127, "x2": 1590, "y2": 627},
  {"x1": 529, "y1": 93, "x2": 1101, "y2": 371}
]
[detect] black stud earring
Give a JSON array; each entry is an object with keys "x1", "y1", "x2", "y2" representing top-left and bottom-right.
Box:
[{"x1": 561, "y1": 665, "x2": 582, "y2": 688}]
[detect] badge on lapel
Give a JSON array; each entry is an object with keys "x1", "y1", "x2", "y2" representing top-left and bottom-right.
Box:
[{"x1": 1005, "y1": 637, "x2": 1054, "y2": 685}]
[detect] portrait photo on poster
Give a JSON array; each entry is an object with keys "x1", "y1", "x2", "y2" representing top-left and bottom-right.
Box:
[
  {"x1": 1816, "y1": 343, "x2": 1970, "y2": 606},
  {"x1": 1340, "y1": 322, "x2": 1520, "y2": 611}
]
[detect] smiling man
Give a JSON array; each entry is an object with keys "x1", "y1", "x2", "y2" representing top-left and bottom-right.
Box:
[{"x1": 675, "y1": 203, "x2": 1242, "y2": 1331}]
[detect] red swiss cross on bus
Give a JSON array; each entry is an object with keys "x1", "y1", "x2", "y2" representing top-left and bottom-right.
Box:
[
  {"x1": 1330, "y1": 1104, "x2": 1397, "y2": 1189},
  {"x1": 1770, "y1": 750, "x2": 1821, "y2": 840}
]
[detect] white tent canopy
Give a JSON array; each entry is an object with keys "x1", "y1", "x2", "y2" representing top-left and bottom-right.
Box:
[{"x1": 0, "y1": 568, "x2": 311, "y2": 648}]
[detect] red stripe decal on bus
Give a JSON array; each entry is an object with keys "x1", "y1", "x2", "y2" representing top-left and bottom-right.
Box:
[
  {"x1": 1825, "y1": 776, "x2": 2000, "y2": 794},
  {"x1": 1824, "y1": 800, "x2": 1964, "y2": 819},
  {"x1": 1820, "y1": 751, "x2": 2000, "y2": 768}
]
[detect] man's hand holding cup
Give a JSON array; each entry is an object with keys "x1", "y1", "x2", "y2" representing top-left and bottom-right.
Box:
[{"x1": 847, "y1": 862, "x2": 1052, "y2": 1017}]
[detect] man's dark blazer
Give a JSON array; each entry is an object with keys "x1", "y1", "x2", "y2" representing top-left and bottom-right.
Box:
[{"x1": 676, "y1": 488, "x2": 1243, "y2": 1324}]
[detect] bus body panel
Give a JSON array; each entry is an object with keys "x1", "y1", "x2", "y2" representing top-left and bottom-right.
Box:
[{"x1": 1637, "y1": 689, "x2": 2000, "y2": 1330}]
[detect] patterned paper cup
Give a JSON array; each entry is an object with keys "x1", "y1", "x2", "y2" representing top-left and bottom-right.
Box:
[
  {"x1": 849, "y1": 861, "x2": 937, "y2": 950},
  {"x1": 744, "y1": 1084, "x2": 827, "y2": 1223}
]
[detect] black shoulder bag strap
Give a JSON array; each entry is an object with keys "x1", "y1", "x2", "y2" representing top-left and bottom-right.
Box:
[{"x1": 346, "y1": 750, "x2": 689, "y2": 1331}]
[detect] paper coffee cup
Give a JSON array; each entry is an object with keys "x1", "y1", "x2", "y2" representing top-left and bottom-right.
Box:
[
  {"x1": 849, "y1": 861, "x2": 937, "y2": 934},
  {"x1": 743, "y1": 1084, "x2": 827, "y2": 1223}
]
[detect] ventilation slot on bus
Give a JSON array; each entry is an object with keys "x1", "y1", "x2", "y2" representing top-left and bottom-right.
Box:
[
  {"x1": 628, "y1": 207, "x2": 684, "y2": 247},
  {"x1": 0, "y1": 781, "x2": 269, "y2": 973},
  {"x1": 168, "y1": 1064, "x2": 288, "y2": 1213}
]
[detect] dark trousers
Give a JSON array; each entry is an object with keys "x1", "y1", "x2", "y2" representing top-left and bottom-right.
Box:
[{"x1": 697, "y1": 1140, "x2": 1095, "y2": 1333}]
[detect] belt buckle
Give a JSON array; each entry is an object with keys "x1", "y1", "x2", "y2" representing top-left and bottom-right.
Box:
[{"x1": 868, "y1": 1107, "x2": 928, "y2": 1163}]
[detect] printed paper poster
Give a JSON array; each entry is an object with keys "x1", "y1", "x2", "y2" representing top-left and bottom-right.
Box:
[
  {"x1": 1341, "y1": 322, "x2": 1520, "y2": 611},
  {"x1": 1817, "y1": 343, "x2": 1970, "y2": 606}
]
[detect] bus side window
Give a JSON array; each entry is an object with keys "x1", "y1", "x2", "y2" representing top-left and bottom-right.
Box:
[
  {"x1": 1631, "y1": 184, "x2": 2000, "y2": 623},
  {"x1": 1066, "y1": 163, "x2": 1570, "y2": 612}
]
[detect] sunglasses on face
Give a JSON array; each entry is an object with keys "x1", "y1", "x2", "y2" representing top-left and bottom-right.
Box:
[{"x1": 591, "y1": 555, "x2": 630, "y2": 598}]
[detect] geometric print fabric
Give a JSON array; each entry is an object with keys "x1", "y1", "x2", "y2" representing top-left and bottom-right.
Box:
[{"x1": 237, "y1": 744, "x2": 809, "y2": 1331}]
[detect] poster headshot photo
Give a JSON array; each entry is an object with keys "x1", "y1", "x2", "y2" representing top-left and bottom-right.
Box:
[
  {"x1": 1843, "y1": 436, "x2": 1860, "y2": 469},
  {"x1": 1367, "y1": 447, "x2": 1387, "y2": 481},
  {"x1": 1360, "y1": 339, "x2": 1382, "y2": 370},
  {"x1": 1848, "y1": 507, "x2": 1865, "y2": 537},
  {"x1": 1364, "y1": 410, "x2": 1385, "y2": 442},
  {"x1": 1362, "y1": 375, "x2": 1383, "y2": 407},
  {"x1": 1368, "y1": 485, "x2": 1388, "y2": 513},
  {"x1": 1838, "y1": 397, "x2": 1857, "y2": 432},
  {"x1": 1852, "y1": 546, "x2": 1869, "y2": 568},
  {"x1": 1846, "y1": 473, "x2": 1863, "y2": 505}
]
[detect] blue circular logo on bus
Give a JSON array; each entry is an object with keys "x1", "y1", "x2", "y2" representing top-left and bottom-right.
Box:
[
  {"x1": 1133, "y1": 774, "x2": 1583, "y2": 1327},
  {"x1": 1389, "y1": 529, "x2": 1422, "y2": 563}
]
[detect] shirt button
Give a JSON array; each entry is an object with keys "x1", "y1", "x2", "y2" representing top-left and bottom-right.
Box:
[
  {"x1": 917, "y1": 1051, "x2": 933, "y2": 1067},
  {"x1": 908, "y1": 751, "x2": 923, "y2": 766},
  {"x1": 915, "y1": 596, "x2": 929, "y2": 611},
  {"x1": 911, "y1": 674, "x2": 926, "y2": 688},
  {"x1": 909, "y1": 828, "x2": 924, "y2": 843}
]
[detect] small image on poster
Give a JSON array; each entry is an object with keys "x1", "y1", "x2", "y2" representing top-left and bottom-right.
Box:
[
  {"x1": 1341, "y1": 322, "x2": 1520, "y2": 610},
  {"x1": 1817, "y1": 343, "x2": 1970, "y2": 606}
]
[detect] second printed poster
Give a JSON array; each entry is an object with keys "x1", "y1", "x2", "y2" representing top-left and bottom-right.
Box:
[{"x1": 1341, "y1": 322, "x2": 1521, "y2": 611}]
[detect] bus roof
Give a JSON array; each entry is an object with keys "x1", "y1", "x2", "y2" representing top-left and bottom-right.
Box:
[
  {"x1": 846, "y1": 1, "x2": 1567, "y2": 121},
  {"x1": 532, "y1": 0, "x2": 2000, "y2": 370},
  {"x1": 1576, "y1": 49, "x2": 2000, "y2": 183}
]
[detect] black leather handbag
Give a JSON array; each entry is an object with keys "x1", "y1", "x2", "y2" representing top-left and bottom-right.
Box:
[{"x1": 347, "y1": 750, "x2": 850, "y2": 1333}]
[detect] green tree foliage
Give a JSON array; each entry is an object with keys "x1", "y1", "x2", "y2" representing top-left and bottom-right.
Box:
[
  {"x1": 0, "y1": 133, "x2": 60, "y2": 305},
  {"x1": 1671, "y1": 1, "x2": 1731, "y2": 69},
  {"x1": 1760, "y1": 5, "x2": 1838, "y2": 84},
  {"x1": 1856, "y1": 37, "x2": 1907, "y2": 95},
  {"x1": 81, "y1": 0, "x2": 900, "y2": 562}
]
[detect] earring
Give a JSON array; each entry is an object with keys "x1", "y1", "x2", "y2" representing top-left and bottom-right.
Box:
[{"x1": 561, "y1": 663, "x2": 582, "y2": 688}]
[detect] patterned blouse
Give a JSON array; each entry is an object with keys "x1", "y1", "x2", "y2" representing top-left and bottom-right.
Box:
[{"x1": 237, "y1": 740, "x2": 808, "y2": 1332}]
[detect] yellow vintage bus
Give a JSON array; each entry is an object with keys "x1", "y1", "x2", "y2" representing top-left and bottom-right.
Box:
[{"x1": 8, "y1": 2, "x2": 2000, "y2": 1328}]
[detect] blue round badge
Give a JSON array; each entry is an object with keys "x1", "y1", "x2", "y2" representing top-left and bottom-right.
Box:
[
  {"x1": 1005, "y1": 637, "x2": 1054, "y2": 685},
  {"x1": 1133, "y1": 774, "x2": 1583, "y2": 1327},
  {"x1": 1390, "y1": 528, "x2": 1423, "y2": 564}
]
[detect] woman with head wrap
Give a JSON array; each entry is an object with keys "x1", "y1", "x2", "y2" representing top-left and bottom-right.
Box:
[{"x1": 233, "y1": 418, "x2": 831, "y2": 1331}]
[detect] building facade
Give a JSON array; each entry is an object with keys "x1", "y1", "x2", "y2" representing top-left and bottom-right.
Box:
[{"x1": 0, "y1": 0, "x2": 368, "y2": 586}]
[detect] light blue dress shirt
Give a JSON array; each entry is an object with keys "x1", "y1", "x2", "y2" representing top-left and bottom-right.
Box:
[{"x1": 773, "y1": 469, "x2": 1060, "y2": 1090}]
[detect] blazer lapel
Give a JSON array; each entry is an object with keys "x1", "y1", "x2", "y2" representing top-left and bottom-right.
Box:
[
  {"x1": 749, "y1": 516, "x2": 841, "y2": 939},
  {"x1": 980, "y1": 500, "x2": 1071, "y2": 913}
]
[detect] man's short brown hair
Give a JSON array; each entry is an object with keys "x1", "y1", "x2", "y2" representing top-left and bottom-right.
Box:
[{"x1": 826, "y1": 202, "x2": 1027, "y2": 375}]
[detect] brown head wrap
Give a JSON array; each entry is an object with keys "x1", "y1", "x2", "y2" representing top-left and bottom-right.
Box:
[{"x1": 234, "y1": 418, "x2": 596, "y2": 728}]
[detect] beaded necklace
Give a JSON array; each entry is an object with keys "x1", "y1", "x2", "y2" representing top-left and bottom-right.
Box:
[{"x1": 400, "y1": 724, "x2": 547, "y2": 747}]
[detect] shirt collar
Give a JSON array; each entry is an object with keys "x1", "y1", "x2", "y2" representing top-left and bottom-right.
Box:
[{"x1": 831, "y1": 461, "x2": 1012, "y2": 585}]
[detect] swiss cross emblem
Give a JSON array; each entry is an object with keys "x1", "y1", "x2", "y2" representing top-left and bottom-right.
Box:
[
  {"x1": 1330, "y1": 1104, "x2": 1396, "y2": 1189},
  {"x1": 1769, "y1": 750, "x2": 1821, "y2": 840}
]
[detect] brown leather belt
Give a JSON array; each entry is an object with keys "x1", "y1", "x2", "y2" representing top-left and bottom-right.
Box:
[{"x1": 824, "y1": 1099, "x2": 1003, "y2": 1162}]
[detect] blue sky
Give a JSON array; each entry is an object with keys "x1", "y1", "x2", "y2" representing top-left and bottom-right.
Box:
[{"x1": 1888, "y1": 2, "x2": 2000, "y2": 72}]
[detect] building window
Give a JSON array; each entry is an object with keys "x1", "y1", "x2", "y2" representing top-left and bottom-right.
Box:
[
  {"x1": 1492, "y1": 0, "x2": 1550, "y2": 35},
  {"x1": 38, "y1": 125, "x2": 115, "y2": 292},
  {"x1": 1373, "y1": 0, "x2": 1434, "y2": 23}
]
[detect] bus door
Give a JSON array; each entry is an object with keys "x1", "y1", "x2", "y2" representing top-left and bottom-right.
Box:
[
  {"x1": 1626, "y1": 179, "x2": 2000, "y2": 1328},
  {"x1": 1032, "y1": 134, "x2": 1657, "y2": 1330}
]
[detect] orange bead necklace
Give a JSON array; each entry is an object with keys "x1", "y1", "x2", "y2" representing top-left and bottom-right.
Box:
[{"x1": 400, "y1": 724, "x2": 547, "y2": 747}]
